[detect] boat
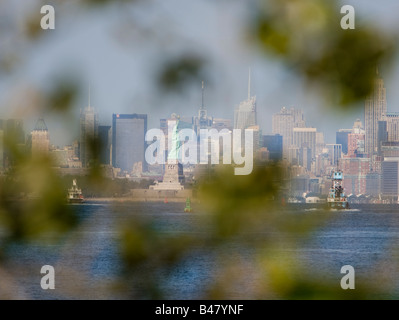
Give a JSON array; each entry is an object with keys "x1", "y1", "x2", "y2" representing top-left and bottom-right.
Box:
[
  {"x1": 67, "y1": 179, "x2": 85, "y2": 203},
  {"x1": 327, "y1": 170, "x2": 349, "y2": 209},
  {"x1": 184, "y1": 197, "x2": 192, "y2": 212}
]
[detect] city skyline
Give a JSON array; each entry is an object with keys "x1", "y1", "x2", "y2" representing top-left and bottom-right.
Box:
[
  {"x1": 3, "y1": 0, "x2": 399, "y2": 302},
  {"x1": 2, "y1": 1, "x2": 399, "y2": 148},
  {"x1": 2, "y1": 71, "x2": 389, "y2": 158},
  {"x1": 1, "y1": 0, "x2": 399, "y2": 197},
  {"x1": 2, "y1": 70, "x2": 394, "y2": 150}
]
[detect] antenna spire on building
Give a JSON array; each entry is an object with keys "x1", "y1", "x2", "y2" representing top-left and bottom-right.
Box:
[
  {"x1": 88, "y1": 85, "x2": 91, "y2": 110},
  {"x1": 197, "y1": 80, "x2": 208, "y2": 130},
  {"x1": 248, "y1": 67, "x2": 251, "y2": 100},
  {"x1": 201, "y1": 80, "x2": 204, "y2": 110}
]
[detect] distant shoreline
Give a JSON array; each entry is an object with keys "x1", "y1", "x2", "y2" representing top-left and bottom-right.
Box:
[{"x1": 85, "y1": 197, "x2": 196, "y2": 203}]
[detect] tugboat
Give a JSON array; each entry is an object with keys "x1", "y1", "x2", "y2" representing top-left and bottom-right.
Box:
[
  {"x1": 327, "y1": 170, "x2": 349, "y2": 209},
  {"x1": 67, "y1": 179, "x2": 85, "y2": 203}
]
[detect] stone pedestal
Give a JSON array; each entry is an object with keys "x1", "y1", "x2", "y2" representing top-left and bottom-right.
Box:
[{"x1": 150, "y1": 160, "x2": 184, "y2": 190}]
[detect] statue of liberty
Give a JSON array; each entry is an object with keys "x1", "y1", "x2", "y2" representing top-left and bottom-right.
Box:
[
  {"x1": 150, "y1": 115, "x2": 184, "y2": 190},
  {"x1": 167, "y1": 116, "x2": 181, "y2": 163}
]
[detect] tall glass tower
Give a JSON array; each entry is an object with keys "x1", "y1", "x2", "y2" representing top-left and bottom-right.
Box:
[
  {"x1": 365, "y1": 71, "x2": 387, "y2": 156},
  {"x1": 112, "y1": 113, "x2": 147, "y2": 173},
  {"x1": 80, "y1": 97, "x2": 99, "y2": 167},
  {"x1": 234, "y1": 69, "x2": 257, "y2": 131}
]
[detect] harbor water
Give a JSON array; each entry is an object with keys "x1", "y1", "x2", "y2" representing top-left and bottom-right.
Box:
[{"x1": 2, "y1": 202, "x2": 399, "y2": 299}]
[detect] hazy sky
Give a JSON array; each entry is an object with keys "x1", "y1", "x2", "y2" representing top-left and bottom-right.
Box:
[{"x1": 1, "y1": 0, "x2": 399, "y2": 147}]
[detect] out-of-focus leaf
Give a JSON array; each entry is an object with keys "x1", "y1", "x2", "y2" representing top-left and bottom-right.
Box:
[
  {"x1": 45, "y1": 75, "x2": 81, "y2": 114},
  {"x1": 251, "y1": 0, "x2": 397, "y2": 106},
  {"x1": 199, "y1": 164, "x2": 284, "y2": 238},
  {"x1": 118, "y1": 216, "x2": 194, "y2": 298},
  {"x1": 0, "y1": 155, "x2": 77, "y2": 242},
  {"x1": 158, "y1": 55, "x2": 207, "y2": 93},
  {"x1": 23, "y1": 11, "x2": 44, "y2": 40}
]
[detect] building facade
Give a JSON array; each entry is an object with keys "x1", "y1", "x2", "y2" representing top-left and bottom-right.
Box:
[
  {"x1": 272, "y1": 107, "x2": 305, "y2": 160},
  {"x1": 80, "y1": 106, "x2": 99, "y2": 167},
  {"x1": 31, "y1": 118, "x2": 50, "y2": 155},
  {"x1": 194, "y1": 81, "x2": 213, "y2": 135},
  {"x1": 112, "y1": 113, "x2": 147, "y2": 173},
  {"x1": 98, "y1": 125, "x2": 111, "y2": 165},
  {"x1": 2, "y1": 119, "x2": 25, "y2": 168},
  {"x1": 234, "y1": 96, "x2": 257, "y2": 131},
  {"x1": 340, "y1": 157, "x2": 370, "y2": 195},
  {"x1": 381, "y1": 142, "x2": 399, "y2": 158},
  {"x1": 381, "y1": 158, "x2": 399, "y2": 197},
  {"x1": 212, "y1": 118, "x2": 232, "y2": 132},
  {"x1": 326, "y1": 143, "x2": 342, "y2": 166},
  {"x1": 336, "y1": 129, "x2": 351, "y2": 155},
  {"x1": 365, "y1": 74, "x2": 387, "y2": 156},
  {"x1": 382, "y1": 112, "x2": 399, "y2": 142},
  {"x1": 377, "y1": 120, "x2": 388, "y2": 156},
  {"x1": 262, "y1": 134, "x2": 283, "y2": 161},
  {"x1": 347, "y1": 133, "x2": 365, "y2": 158},
  {"x1": 292, "y1": 127, "x2": 317, "y2": 158}
]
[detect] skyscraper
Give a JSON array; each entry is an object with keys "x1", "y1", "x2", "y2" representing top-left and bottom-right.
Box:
[
  {"x1": 315, "y1": 132, "x2": 325, "y2": 157},
  {"x1": 234, "y1": 70, "x2": 257, "y2": 131},
  {"x1": 336, "y1": 129, "x2": 352, "y2": 155},
  {"x1": 5, "y1": 119, "x2": 25, "y2": 144},
  {"x1": 272, "y1": 107, "x2": 305, "y2": 159},
  {"x1": 31, "y1": 118, "x2": 49, "y2": 155},
  {"x1": 3, "y1": 119, "x2": 25, "y2": 168},
  {"x1": 347, "y1": 133, "x2": 365, "y2": 157},
  {"x1": 98, "y1": 125, "x2": 111, "y2": 165},
  {"x1": 194, "y1": 81, "x2": 213, "y2": 135},
  {"x1": 326, "y1": 144, "x2": 342, "y2": 166},
  {"x1": 366, "y1": 172, "x2": 381, "y2": 196},
  {"x1": 292, "y1": 127, "x2": 317, "y2": 158},
  {"x1": 381, "y1": 158, "x2": 399, "y2": 197},
  {"x1": 298, "y1": 147, "x2": 312, "y2": 171},
  {"x1": 340, "y1": 157, "x2": 370, "y2": 195},
  {"x1": 365, "y1": 72, "x2": 387, "y2": 156},
  {"x1": 234, "y1": 97, "x2": 257, "y2": 131},
  {"x1": 381, "y1": 112, "x2": 399, "y2": 142},
  {"x1": 381, "y1": 142, "x2": 399, "y2": 158},
  {"x1": 112, "y1": 113, "x2": 147, "y2": 173},
  {"x1": 353, "y1": 118, "x2": 363, "y2": 132},
  {"x1": 262, "y1": 134, "x2": 283, "y2": 161},
  {"x1": 377, "y1": 120, "x2": 388, "y2": 156},
  {"x1": 80, "y1": 97, "x2": 99, "y2": 167}
]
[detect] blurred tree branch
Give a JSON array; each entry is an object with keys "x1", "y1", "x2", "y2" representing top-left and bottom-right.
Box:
[{"x1": 0, "y1": 0, "x2": 399, "y2": 300}]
